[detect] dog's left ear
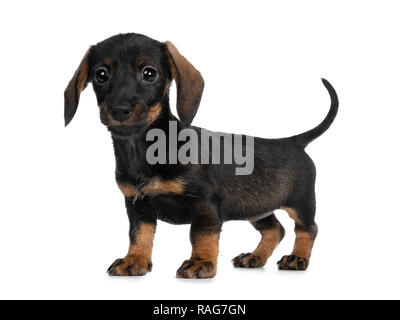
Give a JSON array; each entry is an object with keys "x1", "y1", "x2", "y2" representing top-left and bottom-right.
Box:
[
  {"x1": 163, "y1": 41, "x2": 204, "y2": 126},
  {"x1": 64, "y1": 48, "x2": 91, "y2": 126}
]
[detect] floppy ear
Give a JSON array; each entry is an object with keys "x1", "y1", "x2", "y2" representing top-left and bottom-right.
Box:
[
  {"x1": 163, "y1": 41, "x2": 204, "y2": 126},
  {"x1": 64, "y1": 48, "x2": 91, "y2": 126}
]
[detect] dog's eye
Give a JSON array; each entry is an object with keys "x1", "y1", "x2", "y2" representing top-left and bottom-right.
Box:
[
  {"x1": 142, "y1": 66, "x2": 157, "y2": 83},
  {"x1": 95, "y1": 67, "x2": 109, "y2": 84}
]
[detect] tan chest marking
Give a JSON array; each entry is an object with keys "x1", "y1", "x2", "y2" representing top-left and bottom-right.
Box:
[
  {"x1": 118, "y1": 183, "x2": 141, "y2": 198},
  {"x1": 142, "y1": 178, "x2": 185, "y2": 196},
  {"x1": 118, "y1": 178, "x2": 185, "y2": 199}
]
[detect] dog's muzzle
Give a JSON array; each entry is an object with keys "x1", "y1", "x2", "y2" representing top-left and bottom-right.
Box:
[{"x1": 108, "y1": 104, "x2": 134, "y2": 122}]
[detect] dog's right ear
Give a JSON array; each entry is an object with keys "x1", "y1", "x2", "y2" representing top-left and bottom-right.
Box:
[{"x1": 64, "y1": 48, "x2": 91, "y2": 126}]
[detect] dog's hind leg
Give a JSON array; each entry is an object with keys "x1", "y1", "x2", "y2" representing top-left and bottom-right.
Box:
[
  {"x1": 278, "y1": 203, "x2": 318, "y2": 271},
  {"x1": 232, "y1": 213, "x2": 285, "y2": 268}
]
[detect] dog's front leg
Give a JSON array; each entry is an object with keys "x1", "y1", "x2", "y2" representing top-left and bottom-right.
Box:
[
  {"x1": 108, "y1": 198, "x2": 156, "y2": 276},
  {"x1": 177, "y1": 203, "x2": 220, "y2": 279}
]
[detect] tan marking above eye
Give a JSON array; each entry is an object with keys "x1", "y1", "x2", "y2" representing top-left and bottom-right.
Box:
[
  {"x1": 104, "y1": 58, "x2": 114, "y2": 69},
  {"x1": 136, "y1": 57, "x2": 149, "y2": 67}
]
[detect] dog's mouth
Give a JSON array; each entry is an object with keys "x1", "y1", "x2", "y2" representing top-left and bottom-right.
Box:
[
  {"x1": 107, "y1": 124, "x2": 145, "y2": 137},
  {"x1": 99, "y1": 110, "x2": 144, "y2": 137}
]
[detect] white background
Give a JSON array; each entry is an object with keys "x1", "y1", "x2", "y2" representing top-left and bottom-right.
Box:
[{"x1": 0, "y1": 0, "x2": 399, "y2": 300}]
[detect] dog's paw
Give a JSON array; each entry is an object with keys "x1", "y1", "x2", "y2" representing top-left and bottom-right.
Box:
[
  {"x1": 232, "y1": 253, "x2": 266, "y2": 268},
  {"x1": 176, "y1": 259, "x2": 217, "y2": 279},
  {"x1": 277, "y1": 255, "x2": 309, "y2": 270},
  {"x1": 107, "y1": 255, "x2": 152, "y2": 276}
]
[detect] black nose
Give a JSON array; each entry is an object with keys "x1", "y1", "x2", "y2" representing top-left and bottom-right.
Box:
[{"x1": 109, "y1": 105, "x2": 134, "y2": 122}]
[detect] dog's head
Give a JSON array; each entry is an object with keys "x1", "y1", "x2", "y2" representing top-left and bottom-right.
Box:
[{"x1": 64, "y1": 33, "x2": 204, "y2": 136}]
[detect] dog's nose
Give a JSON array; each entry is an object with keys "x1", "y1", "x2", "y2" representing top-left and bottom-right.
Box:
[{"x1": 109, "y1": 104, "x2": 134, "y2": 122}]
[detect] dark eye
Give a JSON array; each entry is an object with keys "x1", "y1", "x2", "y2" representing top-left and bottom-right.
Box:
[
  {"x1": 142, "y1": 66, "x2": 157, "y2": 83},
  {"x1": 95, "y1": 67, "x2": 109, "y2": 84}
]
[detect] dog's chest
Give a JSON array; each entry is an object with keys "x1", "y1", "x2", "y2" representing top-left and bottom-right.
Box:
[
  {"x1": 117, "y1": 178, "x2": 194, "y2": 224},
  {"x1": 117, "y1": 177, "x2": 186, "y2": 200}
]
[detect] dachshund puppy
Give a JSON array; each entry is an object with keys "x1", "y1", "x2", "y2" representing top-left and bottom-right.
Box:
[{"x1": 64, "y1": 33, "x2": 338, "y2": 278}]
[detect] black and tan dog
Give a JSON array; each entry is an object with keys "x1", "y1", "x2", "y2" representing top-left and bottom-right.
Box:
[{"x1": 64, "y1": 33, "x2": 338, "y2": 278}]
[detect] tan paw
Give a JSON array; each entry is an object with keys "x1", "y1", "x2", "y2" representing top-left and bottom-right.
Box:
[
  {"x1": 232, "y1": 253, "x2": 266, "y2": 268},
  {"x1": 107, "y1": 255, "x2": 152, "y2": 276},
  {"x1": 176, "y1": 259, "x2": 217, "y2": 279},
  {"x1": 277, "y1": 255, "x2": 309, "y2": 270}
]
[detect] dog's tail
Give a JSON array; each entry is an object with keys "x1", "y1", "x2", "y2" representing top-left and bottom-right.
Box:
[{"x1": 291, "y1": 78, "x2": 339, "y2": 148}]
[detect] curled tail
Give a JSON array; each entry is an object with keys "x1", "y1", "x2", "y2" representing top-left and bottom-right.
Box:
[{"x1": 291, "y1": 78, "x2": 339, "y2": 147}]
